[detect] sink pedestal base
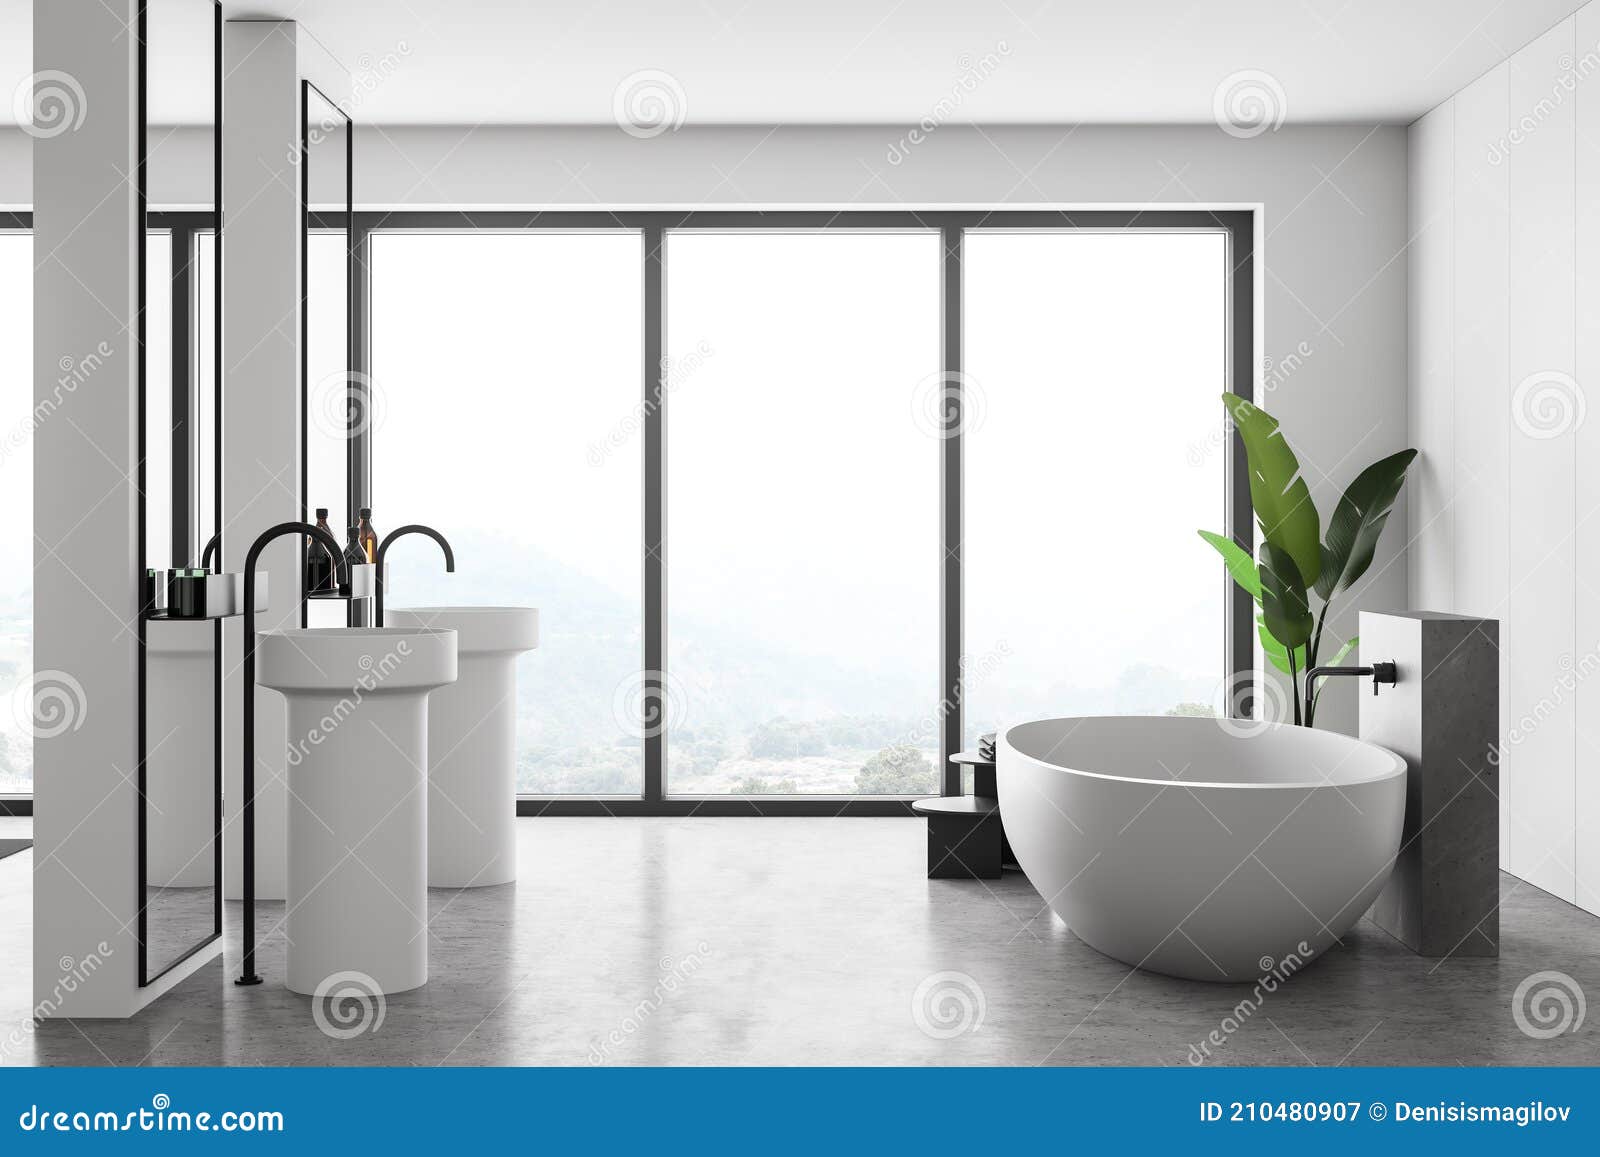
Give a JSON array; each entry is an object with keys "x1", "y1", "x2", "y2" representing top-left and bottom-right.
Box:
[
  {"x1": 428, "y1": 652, "x2": 518, "y2": 887},
  {"x1": 384, "y1": 607, "x2": 540, "y2": 889},
  {"x1": 283, "y1": 694, "x2": 430, "y2": 996}
]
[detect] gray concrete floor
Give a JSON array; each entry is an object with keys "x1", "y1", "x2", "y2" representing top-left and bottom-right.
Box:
[{"x1": 1, "y1": 817, "x2": 1598, "y2": 1066}]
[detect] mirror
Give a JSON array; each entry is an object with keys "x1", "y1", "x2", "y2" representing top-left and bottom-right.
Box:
[
  {"x1": 302, "y1": 82, "x2": 354, "y2": 628},
  {"x1": 139, "y1": 0, "x2": 221, "y2": 985}
]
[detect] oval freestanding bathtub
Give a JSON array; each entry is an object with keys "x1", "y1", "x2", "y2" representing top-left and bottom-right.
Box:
[{"x1": 998, "y1": 716, "x2": 1406, "y2": 982}]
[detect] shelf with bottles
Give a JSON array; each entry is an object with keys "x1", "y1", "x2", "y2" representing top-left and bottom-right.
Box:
[
  {"x1": 304, "y1": 507, "x2": 383, "y2": 601},
  {"x1": 305, "y1": 562, "x2": 381, "y2": 601},
  {"x1": 140, "y1": 569, "x2": 270, "y2": 621}
]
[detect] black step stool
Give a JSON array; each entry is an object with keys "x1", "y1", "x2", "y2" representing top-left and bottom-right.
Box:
[{"x1": 911, "y1": 750, "x2": 1015, "y2": 879}]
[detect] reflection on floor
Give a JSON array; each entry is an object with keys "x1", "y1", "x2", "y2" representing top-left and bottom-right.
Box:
[{"x1": 1, "y1": 818, "x2": 1598, "y2": 1066}]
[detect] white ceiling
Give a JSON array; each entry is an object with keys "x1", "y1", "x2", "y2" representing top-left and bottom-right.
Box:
[{"x1": 1, "y1": 0, "x2": 1590, "y2": 126}]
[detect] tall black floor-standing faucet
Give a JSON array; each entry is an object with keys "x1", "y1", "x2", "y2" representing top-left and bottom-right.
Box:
[
  {"x1": 373, "y1": 525, "x2": 455, "y2": 627},
  {"x1": 235, "y1": 521, "x2": 346, "y2": 987}
]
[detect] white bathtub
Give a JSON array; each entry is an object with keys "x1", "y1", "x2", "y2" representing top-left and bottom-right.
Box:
[{"x1": 998, "y1": 716, "x2": 1406, "y2": 982}]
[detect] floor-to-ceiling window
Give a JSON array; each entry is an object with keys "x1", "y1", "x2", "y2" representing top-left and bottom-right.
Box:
[
  {"x1": 145, "y1": 231, "x2": 174, "y2": 569},
  {"x1": 195, "y1": 231, "x2": 216, "y2": 548},
  {"x1": 664, "y1": 232, "x2": 941, "y2": 795},
  {"x1": 370, "y1": 231, "x2": 645, "y2": 795},
  {"x1": 356, "y1": 211, "x2": 1245, "y2": 810},
  {"x1": 0, "y1": 230, "x2": 31, "y2": 795},
  {"x1": 305, "y1": 229, "x2": 351, "y2": 628},
  {"x1": 305, "y1": 230, "x2": 349, "y2": 539},
  {"x1": 963, "y1": 231, "x2": 1229, "y2": 744}
]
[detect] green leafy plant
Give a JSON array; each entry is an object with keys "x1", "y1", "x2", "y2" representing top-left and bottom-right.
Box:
[{"x1": 1199, "y1": 395, "x2": 1416, "y2": 727}]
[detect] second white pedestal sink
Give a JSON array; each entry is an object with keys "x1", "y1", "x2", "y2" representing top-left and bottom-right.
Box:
[
  {"x1": 256, "y1": 626, "x2": 457, "y2": 996},
  {"x1": 384, "y1": 606, "x2": 539, "y2": 887}
]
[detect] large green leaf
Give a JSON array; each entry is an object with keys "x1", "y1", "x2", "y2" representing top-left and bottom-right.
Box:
[
  {"x1": 1259, "y1": 614, "x2": 1307, "y2": 674},
  {"x1": 1223, "y1": 394, "x2": 1322, "y2": 589},
  {"x1": 1314, "y1": 448, "x2": 1418, "y2": 600},
  {"x1": 1259, "y1": 542, "x2": 1314, "y2": 651},
  {"x1": 1197, "y1": 529, "x2": 1261, "y2": 602}
]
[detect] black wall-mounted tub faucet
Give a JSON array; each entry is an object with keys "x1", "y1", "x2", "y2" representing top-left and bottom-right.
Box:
[
  {"x1": 1304, "y1": 661, "x2": 1398, "y2": 727},
  {"x1": 373, "y1": 525, "x2": 455, "y2": 626}
]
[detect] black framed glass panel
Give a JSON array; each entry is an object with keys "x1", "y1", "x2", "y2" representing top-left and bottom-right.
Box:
[
  {"x1": 137, "y1": 0, "x2": 223, "y2": 986},
  {"x1": 301, "y1": 82, "x2": 354, "y2": 627}
]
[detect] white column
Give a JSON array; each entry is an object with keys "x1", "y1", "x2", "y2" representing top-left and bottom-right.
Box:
[
  {"x1": 220, "y1": 21, "x2": 350, "y2": 900},
  {"x1": 220, "y1": 20, "x2": 301, "y2": 902},
  {"x1": 32, "y1": 0, "x2": 218, "y2": 1017}
]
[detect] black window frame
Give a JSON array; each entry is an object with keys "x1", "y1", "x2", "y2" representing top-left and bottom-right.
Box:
[{"x1": 350, "y1": 209, "x2": 1256, "y2": 817}]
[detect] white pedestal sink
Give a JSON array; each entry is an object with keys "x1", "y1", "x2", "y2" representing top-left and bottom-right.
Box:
[
  {"x1": 255, "y1": 626, "x2": 457, "y2": 995},
  {"x1": 384, "y1": 607, "x2": 539, "y2": 887}
]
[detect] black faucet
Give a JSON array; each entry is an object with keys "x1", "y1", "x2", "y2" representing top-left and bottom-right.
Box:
[
  {"x1": 235, "y1": 521, "x2": 347, "y2": 988},
  {"x1": 199, "y1": 531, "x2": 221, "y2": 571},
  {"x1": 373, "y1": 525, "x2": 455, "y2": 627},
  {"x1": 1304, "y1": 660, "x2": 1398, "y2": 728}
]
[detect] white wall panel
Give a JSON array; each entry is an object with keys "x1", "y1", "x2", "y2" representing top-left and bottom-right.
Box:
[
  {"x1": 1506, "y1": 16, "x2": 1578, "y2": 902},
  {"x1": 1408, "y1": 100, "x2": 1455, "y2": 612},
  {"x1": 1451, "y1": 64, "x2": 1512, "y2": 870}
]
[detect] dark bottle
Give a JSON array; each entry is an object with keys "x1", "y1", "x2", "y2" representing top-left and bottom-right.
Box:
[
  {"x1": 340, "y1": 527, "x2": 367, "y2": 597},
  {"x1": 306, "y1": 507, "x2": 337, "y2": 595},
  {"x1": 357, "y1": 508, "x2": 378, "y2": 563}
]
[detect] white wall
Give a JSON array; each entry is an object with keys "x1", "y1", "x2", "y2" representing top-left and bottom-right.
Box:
[{"x1": 1408, "y1": 5, "x2": 1600, "y2": 914}]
